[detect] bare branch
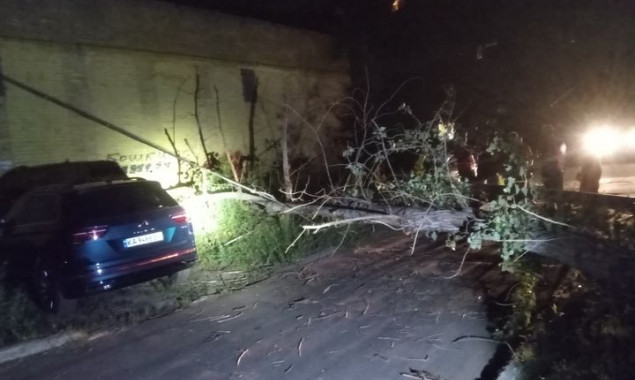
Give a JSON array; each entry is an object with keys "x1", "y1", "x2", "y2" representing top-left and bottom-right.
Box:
[
  {"x1": 194, "y1": 70, "x2": 210, "y2": 167},
  {"x1": 282, "y1": 109, "x2": 293, "y2": 201}
]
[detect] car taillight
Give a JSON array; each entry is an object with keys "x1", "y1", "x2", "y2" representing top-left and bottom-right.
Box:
[
  {"x1": 170, "y1": 213, "x2": 189, "y2": 224},
  {"x1": 73, "y1": 226, "x2": 109, "y2": 245}
]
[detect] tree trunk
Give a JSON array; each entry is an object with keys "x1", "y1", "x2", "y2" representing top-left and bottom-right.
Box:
[{"x1": 205, "y1": 191, "x2": 635, "y2": 287}]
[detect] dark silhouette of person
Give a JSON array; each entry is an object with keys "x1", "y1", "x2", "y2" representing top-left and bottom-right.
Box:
[
  {"x1": 542, "y1": 142, "x2": 566, "y2": 191},
  {"x1": 578, "y1": 156, "x2": 602, "y2": 193}
]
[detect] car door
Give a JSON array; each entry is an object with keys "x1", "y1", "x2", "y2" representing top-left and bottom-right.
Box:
[{"x1": 1, "y1": 192, "x2": 63, "y2": 277}]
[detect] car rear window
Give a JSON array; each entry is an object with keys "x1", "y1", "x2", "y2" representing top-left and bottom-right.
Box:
[{"x1": 73, "y1": 182, "x2": 178, "y2": 221}]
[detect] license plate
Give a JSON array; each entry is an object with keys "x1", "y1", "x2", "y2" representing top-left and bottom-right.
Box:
[{"x1": 123, "y1": 232, "x2": 164, "y2": 248}]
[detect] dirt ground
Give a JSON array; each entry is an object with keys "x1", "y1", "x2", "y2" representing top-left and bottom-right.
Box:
[{"x1": 0, "y1": 234, "x2": 516, "y2": 380}]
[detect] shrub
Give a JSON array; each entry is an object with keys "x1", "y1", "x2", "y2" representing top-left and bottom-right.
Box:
[
  {"x1": 193, "y1": 199, "x2": 351, "y2": 269},
  {"x1": 519, "y1": 284, "x2": 635, "y2": 380}
]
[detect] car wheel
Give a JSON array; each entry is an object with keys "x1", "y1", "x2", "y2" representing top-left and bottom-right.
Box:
[
  {"x1": 163, "y1": 268, "x2": 192, "y2": 287},
  {"x1": 35, "y1": 267, "x2": 77, "y2": 315}
]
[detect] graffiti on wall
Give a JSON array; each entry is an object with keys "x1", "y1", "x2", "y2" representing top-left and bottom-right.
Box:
[{"x1": 106, "y1": 151, "x2": 175, "y2": 177}]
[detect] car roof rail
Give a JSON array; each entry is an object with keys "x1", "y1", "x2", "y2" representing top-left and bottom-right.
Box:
[
  {"x1": 28, "y1": 184, "x2": 74, "y2": 193},
  {"x1": 73, "y1": 178, "x2": 151, "y2": 190}
]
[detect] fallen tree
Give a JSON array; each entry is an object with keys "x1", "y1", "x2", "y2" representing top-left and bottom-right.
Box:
[
  {"x1": 176, "y1": 92, "x2": 635, "y2": 286},
  {"x1": 237, "y1": 100, "x2": 635, "y2": 287},
  {"x1": 7, "y1": 72, "x2": 633, "y2": 287},
  {"x1": 209, "y1": 188, "x2": 635, "y2": 288}
]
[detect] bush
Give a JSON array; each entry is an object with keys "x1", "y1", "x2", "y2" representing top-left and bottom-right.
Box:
[
  {"x1": 519, "y1": 284, "x2": 635, "y2": 380},
  {"x1": 193, "y1": 199, "x2": 352, "y2": 269}
]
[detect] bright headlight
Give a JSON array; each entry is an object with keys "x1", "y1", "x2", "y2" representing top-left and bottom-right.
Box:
[{"x1": 582, "y1": 127, "x2": 620, "y2": 157}]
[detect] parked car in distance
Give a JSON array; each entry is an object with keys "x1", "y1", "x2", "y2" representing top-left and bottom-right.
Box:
[{"x1": 0, "y1": 179, "x2": 197, "y2": 314}]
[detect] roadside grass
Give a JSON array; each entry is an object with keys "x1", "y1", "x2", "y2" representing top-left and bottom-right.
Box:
[
  {"x1": 0, "y1": 199, "x2": 359, "y2": 347},
  {"x1": 0, "y1": 280, "x2": 50, "y2": 346},
  {"x1": 193, "y1": 200, "x2": 353, "y2": 270}
]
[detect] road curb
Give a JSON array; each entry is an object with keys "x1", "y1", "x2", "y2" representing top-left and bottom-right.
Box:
[{"x1": 0, "y1": 330, "x2": 90, "y2": 365}]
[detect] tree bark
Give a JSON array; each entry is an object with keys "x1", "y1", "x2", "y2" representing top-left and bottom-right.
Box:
[{"x1": 205, "y1": 192, "x2": 472, "y2": 233}]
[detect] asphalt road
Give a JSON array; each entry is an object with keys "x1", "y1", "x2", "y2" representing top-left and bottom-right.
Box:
[
  {"x1": 1, "y1": 235, "x2": 513, "y2": 380},
  {"x1": 563, "y1": 162, "x2": 635, "y2": 196}
]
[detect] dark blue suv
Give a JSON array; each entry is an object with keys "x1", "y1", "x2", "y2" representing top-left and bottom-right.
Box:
[{"x1": 0, "y1": 180, "x2": 197, "y2": 314}]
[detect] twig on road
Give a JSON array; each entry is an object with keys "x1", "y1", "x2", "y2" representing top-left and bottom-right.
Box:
[
  {"x1": 191, "y1": 314, "x2": 231, "y2": 323},
  {"x1": 377, "y1": 336, "x2": 401, "y2": 341},
  {"x1": 236, "y1": 349, "x2": 249, "y2": 367},
  {"x1": 442, "y1": 247, "x2": 470, "y2": 279},
  {"x1": 312, "y1": 311, "x2": 345, "y2": 323},
  {"x1": 298, "y1": 337, "x2": 305, "y2": 357},
  {"x1": 323, "y1": 283, "x2": 338, "y2": 294},
  {"x1": 416, "y1": 333, "x2": 442, "y2": 343},
  {"x1": 372, "y1": 353, "x2": 389, "y2": 362},
  {"x1": 392, "y1": 355, "x2": 428, "y2": 362},
  {"x1": 217, "y1": 312, "x2": 243, "y2": 323}
]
